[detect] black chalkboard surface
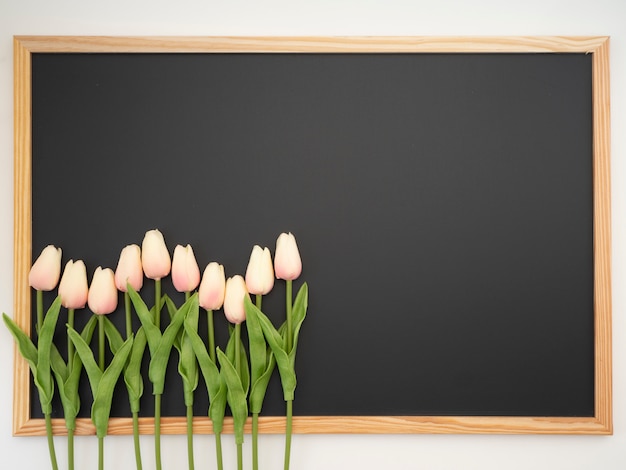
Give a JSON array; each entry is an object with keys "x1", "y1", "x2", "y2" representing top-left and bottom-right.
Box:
[{"x1": 15, "y1": 36, "x2": 612, "y2": 435}]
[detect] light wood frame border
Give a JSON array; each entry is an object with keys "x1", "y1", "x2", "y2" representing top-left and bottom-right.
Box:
[{"x1": 12, "y1": 36, "x2": 611, "y2": 436}]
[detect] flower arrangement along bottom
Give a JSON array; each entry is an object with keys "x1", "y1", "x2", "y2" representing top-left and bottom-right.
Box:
[{"x1": 3, "y1": 230, "x2": 308, "y2": 470}]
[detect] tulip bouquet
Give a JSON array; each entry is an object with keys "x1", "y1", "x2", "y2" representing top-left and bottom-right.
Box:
[{"x1": 3, "y1": 229, "x2": 308, "y2": 470}]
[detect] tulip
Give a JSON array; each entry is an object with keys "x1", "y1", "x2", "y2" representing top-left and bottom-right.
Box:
[
  {"x1": 172, "y1": 244, "x2": 201, "y2": 293},
  {"x1": 274, "y1": 232, "x2": 303, "y2": 470},
  {"x1": 88, "y1": 267, "x2": 118, "y2": 315},
  {"x1": 245, "y1": 245, "x2": 274, "y2": 295},
  {"x1": 199, "y1": 262, "x2": 226, "y2": 310},
  {"x1": 29, "y1": 245, "x2": 62, "y2": 291},
  {"x1": 113, "y1": 244, "x2": 144, "y2": 465},
  {"x1": 141, "y1": 229, "x2": 171, "y2": 280},
  {"x1": 115, "y1": 244, "x2": 143, "y2": 292},
  {"x1": 58, "y1": 260, "x2": 89, "y2": 309},
  {"x1": 223, "y1": 275, "x2": 248, "y2": 324},
  {"x1": 274, "y1": 232, "x2": 302, "y2": 281}
]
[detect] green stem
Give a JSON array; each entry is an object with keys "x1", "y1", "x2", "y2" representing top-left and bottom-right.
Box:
[
  {"x1": 155, "y1": 279, "x2": 161, "y2": 330},
  {"x1": 125, "y1": 291, "x2": 132, "y2": 339},
  {"x1": 67, "y1": 309, "x2": 75, "y2": 372},
  {"x1": 284, "y1": 280, "x2": 294, "y2": 470},
  {"x1": 98, "y1": 436, "x2": 104, "y2": 470},
  {"x1": 154, "y1": 279, "x2": 162, "y2": 470},
  {"x1": 285, "y1": 280, "x2": 293, "y2": 353},
  {"x1": 207, "y1": 309, "x2": 216, "y2": 363},
  {"x1": 252, "y1": 413, "x2": 259, "y2": 470},
  {"x1": 214, "y1": 432, "x2": 224, "y2": 470},
  {"x1": 252, "y1": 293, "x2": 262, "y2": 470},
  {"x1": 155, "y1": 393, "x2": 162, "y2": 470},
  {"x1": 237, "y1": 442, "x2": 243, "y2": 470},
  {"x1": 68, "y1": 428, "x2": 74, "y2": 470},
  {"x1": 234, "y1": 323, "x2": 241, "y2": 375},
  {"x1": 98, "y1": 314, "x2": 105, "y2": 371},
  {"x1": 36, "y1": 289, "x2": 44, "y2": 333},
  {"x1": 284, "y1": 399, "x2": 293, "y2": 470},
  {"x1": 128, "y1": 292, "x2": 143, "y2": 470},
  {"x1": 234, "y1": 324, "x2": 243, "y2": 470},
  {"x1": 186, "y1": 405, "x2": 195, "y2": 470},
  {"x1": 44, "y1": 412, "x2": 58, "y2": 470},
  {"x1": 132, "y1": 411, "x2": 143, "y2": 470}
]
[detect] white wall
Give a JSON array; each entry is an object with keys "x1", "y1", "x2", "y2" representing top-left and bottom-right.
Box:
[{"x1": 1, "y1": 1, "x2": 625, "y2": 469}]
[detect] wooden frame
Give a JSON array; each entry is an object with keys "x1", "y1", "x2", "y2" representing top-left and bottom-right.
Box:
[{"x1": 12, "y1": 36, "x2": 611, "y2": 436}]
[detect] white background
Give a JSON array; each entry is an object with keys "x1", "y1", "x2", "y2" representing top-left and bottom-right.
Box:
[{"x1": 1, "y1": 1, "x2": 625, "y2": 469}]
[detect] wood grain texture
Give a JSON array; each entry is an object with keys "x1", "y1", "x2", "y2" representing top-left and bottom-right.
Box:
[
  {"x1": 12, "y1": 37, "x2": 33, "y2": 437},
  {"x1": 13, "y1": 35, "x2": 608, "y2": 53},
  {"x1": 11, "y1": 35, "x2": 612, "y2": 436},
  {"x1": 591, "y1": 38, "x2": 612, "y2": 434}
]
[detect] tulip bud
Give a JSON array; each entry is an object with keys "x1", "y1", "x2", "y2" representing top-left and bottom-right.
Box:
[
  {"x1": 223, "y1": 275, "x2": 248, "y2": 324},
  {"x1": 28, "y1": 245, "x2": 62, "y2": 291},
  {"x1": 274, "y1": 232, "x2": 302, "y2": 281},
  {"x1": 245, "y1": 245, "x2": 274, "y2": 295},
  {"x1": 141, "y1": 229, "x2": 171, "y2": 280},
  {"x1": 88, "y1": 267, "x2": 118, "y2": 315},
  {"x1": 58, "y1": 259, "x2": 89, "y2": 309},
  {"x1": 115, "y1": 244, "x2": 143, "y2": 292},
  {"x1": 172, "y1": 244, "x2": 201, "y2": 293},
  {"x1": 199, "y1": 262, "x2": 226, "y2": 310}
]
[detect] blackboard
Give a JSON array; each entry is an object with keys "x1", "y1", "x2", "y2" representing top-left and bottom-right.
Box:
[{"x1": 12, "y1": 36, "x2": 611, "y2": 436}]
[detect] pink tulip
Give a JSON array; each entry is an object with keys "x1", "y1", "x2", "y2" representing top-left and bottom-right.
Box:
[
  {"x1": 199, "y1": 262, "x2": 226, "y2": 310},
  {"x1": 58, "y1": 260, "x2": 89, "y2": 309},
  {"x1": 245, "y1": 245, "x2": 274, "y2": 295},
  {"x1": 223, "y1": 275, "x2": 248, "y2": 324},
  {"x1": 141, "y1": 229, "x2": 171, "y2": 280},
  {"x1": 88, "y1": 267, "x2": 118, "y2": 315},
  {"x1": 274, "y1": 232, "x2": 302, "y2": 281},
  {"x1": 115, "y1": 244, "x2": 144, "y2": 292},
  {"x1": 172, "y1": 244, "x2": 201, "y2": 293},
  {"x1": 28, "y1": 245, "x2": 62, "y2": 291}
]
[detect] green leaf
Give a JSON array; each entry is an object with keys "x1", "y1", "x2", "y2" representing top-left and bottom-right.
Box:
[
  {"x1": 244, "y1": 296, "x2": 267, "y2": 386},
  {"x1": 163, "y1": 295, "x2": 183, "y2": 352},
  {"x1": 178, "y1": 298, "x2": 199, "y2": 406},
  {"x1": 128, "y1": 285, "x2": 161, "y2": 356},
  {"x1": 91, "y1": 336, "x2": 133, "y2": 438},
  {"x1": 179, "y1": 337, "x2": 199, "y2": 406},
  {"x1": 68, "y1": 324, "x2": 103, "y2": 393},
  {"x1": 3, "y1": 313, "x2": 39, "y2": 374},
  {"x1": 34, "y1": 297, "x2": 63, "y2": 409},
  {"x1": 245, "y1": 303, "x2": 296, "y2": 401},
  {"x1": 124, "y1": 327, "x2": 147, "y2": 413},
  {"x1": 291, "y1": 284, "x2": 308, "y2": 338},
  {"x1": 50, "y1": 344, "x2": 79, "y2": 426},
  {"x1": 225, "y1": 326, "x2": 249, "y2": 396},
  {"x1": 244, "y1": 296, "x2": 276, "y2": 414},
  {"x1": 50, "y1": 315, "x2": 98, "y2": 430},
  {"x1": 49, "y1": 344, "x2": 68, "y2": 383},
  {"x1": 289, "y1": 283, "x2": 308, "y2": 368},
  {"x1": 217, "y1": 348, "x2": 248, "y2": 445},
  {"x1": 165, "y1": 294, "x2": 198, "y2": 405},
  {"x1": 183, "y1": 306, "x2": 227, "y2": 433},
  {"x1": 102, "y1": 316, "x2": 125, "y2": 354},
  {"x1": 248, "y1": 349, "x2": 276, "y2": 415},
  {"x1": 208, "y1": 379, "x2": 228, "y2": 435},
  {"x1": 149, "y1": 294, "x2": 196, "y2": 395}
]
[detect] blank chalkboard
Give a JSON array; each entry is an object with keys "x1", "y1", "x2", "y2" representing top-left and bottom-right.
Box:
[{"x1": 12, "y1": 36, "x2": 611, "y2": 436}]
